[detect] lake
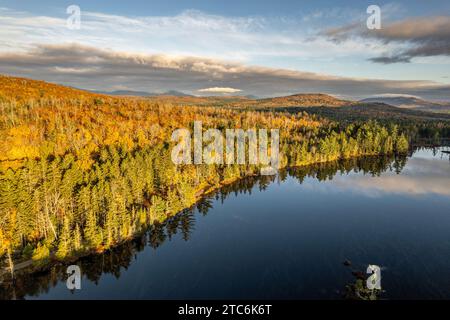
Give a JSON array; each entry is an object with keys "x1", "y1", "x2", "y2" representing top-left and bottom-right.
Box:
[{"x1": 3, "y1": 147, "x2": 450, "y2": 299}]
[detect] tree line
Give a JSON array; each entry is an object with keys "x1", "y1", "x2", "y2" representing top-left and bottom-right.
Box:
[
  {"x1": 0, "y1": 153, "x2": 407, "y2": 298},
  {"x1": 0, "y1": 76, "x2": 409, "y2": 275}
]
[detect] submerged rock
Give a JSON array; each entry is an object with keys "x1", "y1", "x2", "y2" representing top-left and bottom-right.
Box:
[
  {"x1": 351, "y1": 271, "x2": 366, "y2": 280},
  {"x1": 343, "y1": 265, "x2": 383, "y2": 300}
]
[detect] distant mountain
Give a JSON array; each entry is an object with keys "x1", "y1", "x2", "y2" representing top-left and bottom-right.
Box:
[
  {"x1": 158, "y1": 90, "x2": 193, "y2": 97},
  {"x1": 235, "y1": 93, "x2": 350, "y2": 108},
  {"x1": 1, "y1": 74, "x2": 448, "y2": 123},
  {"x1": 137, "y1": 93, "x2": 349, "y2": 108},
  {"x1": 264, "y1": 93, "x2": 348, "y2": 107},
  {"x1": 360, "y1": 95, "x2": 450, "y2": 113},
  {"x1": 272, "y1": 102, "x2": 450, "y2": 122},
  {"x1": 95, "y1": 90, "x2": 154, "y2": 96},
  {"x1": 91, "y1": 89, "x2": 193, "y2": 97}
]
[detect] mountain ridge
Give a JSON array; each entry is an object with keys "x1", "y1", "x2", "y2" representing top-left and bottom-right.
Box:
[
  {"x1": 360, "y1": 95, "x2": 450, "y2": 113},
  {"x1": 1, "y1": 74, "x2": 449, "y2": 121},
  {"x1": 89, "y1": 89, "x2": 194, "y2": 97}
]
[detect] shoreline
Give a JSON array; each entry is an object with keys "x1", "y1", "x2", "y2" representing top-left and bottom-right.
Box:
[{"x1": 0, "y1": 150, "x2": 412, "y2": 282}]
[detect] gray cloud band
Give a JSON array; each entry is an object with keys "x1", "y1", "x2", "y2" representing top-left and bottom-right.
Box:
[
  {"x1": 1, "y1": 43, "x2": 449, "y2": 100},
  {"x1": 324, "y1": 16, "x2": 450, "y2": 64}
]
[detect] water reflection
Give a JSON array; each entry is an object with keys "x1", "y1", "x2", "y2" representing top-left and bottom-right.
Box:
[{"x1": 1, "y1": 148, "x2": 449, "y2": 299}]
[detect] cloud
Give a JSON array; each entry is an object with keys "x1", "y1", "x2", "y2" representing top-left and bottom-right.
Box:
[
  {"x1": 324, "y1": 16, "x2": 450, "y2": 64},
  {"x1": 198, "y1": 87, "x2": 242, "y2": 93},
  {"x1": 367, "y1": 93, "x2": 422, "y2": 99},
  {"x1": 372, "y1": 16, "x2": 450, "y2": 42},
  {"x1": 1, "y1": 43, "x2": 450, "y2": 100},
  {"x1": 368, "y1": 55, "x2": 412, "y2": 64},
  {"x1": 0, "y1": 7, "x2": 392, "y2": 63},
  {"x1": 1, "y1": 5, "x2": 448, "y2": 86}
]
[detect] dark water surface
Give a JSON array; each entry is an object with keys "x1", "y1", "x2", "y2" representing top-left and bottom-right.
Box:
[{"x1": 3, "y1": 148, "x2": 450, "y2": 299}]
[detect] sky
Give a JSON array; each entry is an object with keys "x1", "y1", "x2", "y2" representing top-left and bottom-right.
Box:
[{"x1": 0, "y1": 0, "x2": 449, "y2": 100}]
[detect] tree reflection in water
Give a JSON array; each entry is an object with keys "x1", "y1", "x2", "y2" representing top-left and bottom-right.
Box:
[{"x1": 0, "y1": 153, "x2": 410, "y2": 299}]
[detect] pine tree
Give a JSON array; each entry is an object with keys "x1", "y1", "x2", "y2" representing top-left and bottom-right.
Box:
[
  {"x1": 56, "y1": 216, "x2": 71, "y2": 259},
  {"x1": 84, "y1": 209, "x2": 102, "y2": 249},
  {"x1": 73, "y1": 223, "x2": 82, "y2": 252}
]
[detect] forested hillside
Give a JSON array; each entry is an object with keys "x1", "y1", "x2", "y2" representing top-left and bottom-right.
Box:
[{"x1": 0, "y1": 75, "x2": 410, "y2": 275}]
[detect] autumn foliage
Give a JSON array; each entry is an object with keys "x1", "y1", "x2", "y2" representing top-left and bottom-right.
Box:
[{"x1": 0, "y1": 75, "x2": 409, "y2": 272}]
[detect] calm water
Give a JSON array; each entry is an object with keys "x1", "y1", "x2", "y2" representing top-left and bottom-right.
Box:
[{"x1": 3, "y1": 148, "x2": 450, "y2": 299}]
